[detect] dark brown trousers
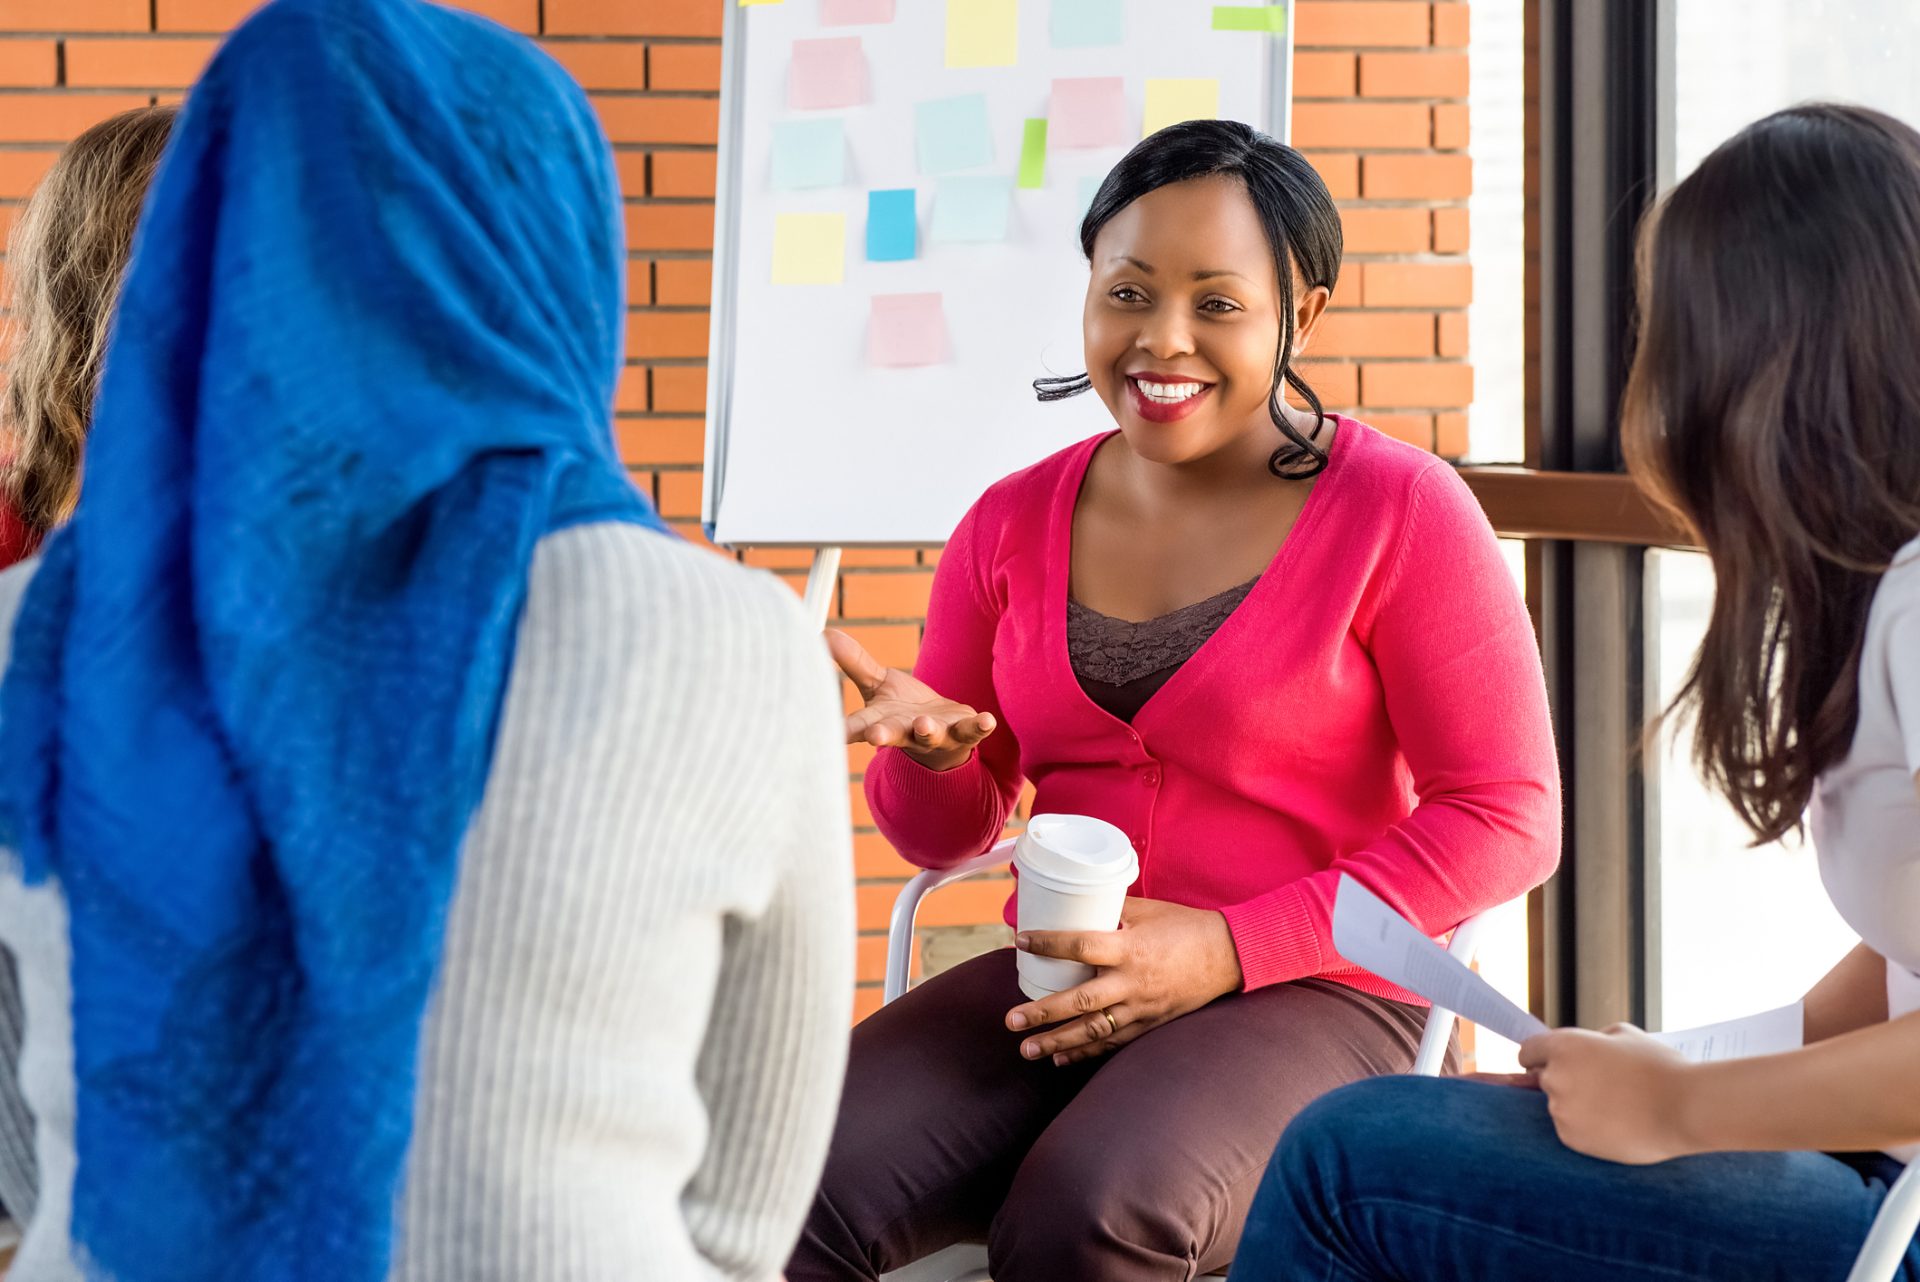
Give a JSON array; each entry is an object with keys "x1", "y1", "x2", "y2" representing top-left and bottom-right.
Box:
[{"x1": 788, "y1": 948, "x2": 1449, "y2": 1281}]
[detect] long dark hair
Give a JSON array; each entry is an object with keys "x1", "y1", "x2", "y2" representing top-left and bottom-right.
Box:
[
  {"x1": 1035, "y1": 119, "x2": 1344, "y2": 480},
  {"x1": 1624, "y1": 103, "x2": 1920, "y2": 843}
]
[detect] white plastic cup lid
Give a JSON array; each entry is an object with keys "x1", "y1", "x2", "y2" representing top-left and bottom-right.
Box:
[{"x1": 1013, "y1": 814, "x2": 1139, "y2": 888}]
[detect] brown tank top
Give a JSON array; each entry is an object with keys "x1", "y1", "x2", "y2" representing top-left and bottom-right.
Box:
[{"x1": 1066, "y1": 578, "x2": 1258, "y2": 723}]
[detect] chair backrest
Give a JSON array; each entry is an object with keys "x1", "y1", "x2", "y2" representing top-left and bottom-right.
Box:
[{"x1": 1847, "y1": 1159, "x2": 1920, "y2": 1282}]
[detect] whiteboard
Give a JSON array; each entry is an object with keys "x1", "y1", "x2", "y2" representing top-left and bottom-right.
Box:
[{"x1": 704, "y1": 0, "x2": 1294, "y2": 546}]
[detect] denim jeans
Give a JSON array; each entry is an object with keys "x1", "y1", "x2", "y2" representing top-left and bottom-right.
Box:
[{"x1": 1230, "y1": 1075, "x2": 1920, "y2": 1282}]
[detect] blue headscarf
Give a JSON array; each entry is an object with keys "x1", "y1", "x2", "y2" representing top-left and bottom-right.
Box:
[{"x1": 0, "y1": 0, "x2": 665, "y2": 1276}]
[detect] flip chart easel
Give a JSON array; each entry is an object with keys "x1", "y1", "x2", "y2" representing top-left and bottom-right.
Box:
[{"x1": 702, "y1": 1, "x2": 1298, "y2": 629}]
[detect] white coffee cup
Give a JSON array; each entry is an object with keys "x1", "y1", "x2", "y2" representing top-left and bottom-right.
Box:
[{"x1": 1012, "y1": 813, "x2": 1140, "y2": 1001}]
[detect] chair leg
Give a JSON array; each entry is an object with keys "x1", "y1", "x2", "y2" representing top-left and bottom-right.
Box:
[{"x1": 878, "y1": 1243, "x2": 993, "y2": 1282}]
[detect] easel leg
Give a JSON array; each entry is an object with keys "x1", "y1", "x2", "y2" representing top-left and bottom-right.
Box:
[{"x1": 803, "y1": 546, "x2": 843, "y2": 632}]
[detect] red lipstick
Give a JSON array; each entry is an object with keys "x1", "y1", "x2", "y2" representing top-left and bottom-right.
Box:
[{"x1": 1124, "y1": 372, "x2": 1215, "y2": 424}]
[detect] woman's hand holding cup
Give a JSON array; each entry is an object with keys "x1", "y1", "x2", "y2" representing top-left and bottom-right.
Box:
[
  {"x1": 1005, "y1": 897, "x2": 1245, "y2": 1066},
  {"x1": 826, "y1": 629, "x2": 996, "y2": 772}
]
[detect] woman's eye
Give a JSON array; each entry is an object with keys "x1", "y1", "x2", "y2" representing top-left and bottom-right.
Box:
[
  {"x1": 1200, "y1": 298, "x2": 1241, "y2": 314},
  {"x1": 1110, "y1": 287, "x2": 1146, "y2": 303}
]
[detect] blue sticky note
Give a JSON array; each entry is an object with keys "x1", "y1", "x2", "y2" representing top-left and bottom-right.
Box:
[
  {"x1": 1079, "y1": 174, "x2": 1105, "y2": 216},
  {"x1": 932, "y1": 176, "x2": 1014, "y2": 243},
  {"x1": 867, "y1": 188, "x2": 918, "y2": 261},
  {"x1": 772, "y1": 118, "x2": 845, "y2": 190},
  {"x1": 916, "y1": 93, "x2": 994, "y2": 174},
  {"x1": 1051, "y1": 0, "x2": 1124, "y2": 48}
]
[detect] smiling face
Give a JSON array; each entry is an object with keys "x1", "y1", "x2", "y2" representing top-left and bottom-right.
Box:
[{"x1": 1083, "y1": 174, "x2": 1330, "y2": 469}]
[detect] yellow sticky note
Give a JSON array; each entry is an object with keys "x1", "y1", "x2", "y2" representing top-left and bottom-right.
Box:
[
  {"x1": 772, "y1": 212, "x2": 846, "y2": 285},
  {"x1": 946, "y1": 0, "x2": 1019, "y2": 68},
  {"x1": 1142, "y1": 78, "x2": 1220, "y2": 138},
  {"x1": 740, "y1": 0, "x2": 783, "y2": 6}
]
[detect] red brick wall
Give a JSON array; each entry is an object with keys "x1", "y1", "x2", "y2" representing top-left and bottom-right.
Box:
[{"x1": 0, "y1": 0, "x2": 1472, "y2": 1023}]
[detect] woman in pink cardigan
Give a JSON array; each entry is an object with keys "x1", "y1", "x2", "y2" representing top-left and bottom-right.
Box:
[{"x1": 788, "y1": 121, "x2": 1561, "y2": 1282}]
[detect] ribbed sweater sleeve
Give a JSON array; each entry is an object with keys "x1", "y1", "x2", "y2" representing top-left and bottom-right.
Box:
[
  {"x1": 392, "y1": 523, "x2": 854, "y2": 1281},
  {"x1": 678, "y1": 568, "x2": 855, "y2": 1275},
  {"x1": 1217, "y1": 465, "x2": 1563, "y2": 989},
  {"x1": 865, "y1": 500, "x2": 1026, "y2": 867}
]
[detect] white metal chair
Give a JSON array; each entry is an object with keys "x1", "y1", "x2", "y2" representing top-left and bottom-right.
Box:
[
  {"x1": 877, "y1": 837, "x2": 1484, "y2": 1281},
  {"x1": 1849, "y1": 1162, "x2": 1920, "y2": 1282}
]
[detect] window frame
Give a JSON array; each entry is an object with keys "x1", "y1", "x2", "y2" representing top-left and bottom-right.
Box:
[{"x1": 1467, "y1": 0, "x2": 1672, "y2": 1028}]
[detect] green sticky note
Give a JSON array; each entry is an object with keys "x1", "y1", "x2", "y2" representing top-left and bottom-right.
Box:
[
  {"x1": 1018, "y1": 118, "x2": 1048, "y2": 189},
  {"x1": 772, "y1": 212, "x2": 846, "y2": 285},
  {"x1": 946, "y1": 0, "x2": 1019, "y2": 68},
  {"x1": 1211, "y1": 5, "x2": 1286, "y2": 32},
  {"x1": 1142, "y1": 78, "x2": 1220, "y2": 138}
]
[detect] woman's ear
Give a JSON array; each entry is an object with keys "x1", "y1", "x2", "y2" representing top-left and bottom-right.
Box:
[{"x1": 1291, "y1": 284, "x2": 1333, "y2": 358}]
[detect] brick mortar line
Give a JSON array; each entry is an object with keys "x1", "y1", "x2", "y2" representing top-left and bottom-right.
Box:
[
  {"x1": 1284, "y1": 307, "x2": 1479, "y2": 314},
  {"x1": 1303, "y1": 148, "x2": 1474, "y2": 155},
  {"x1": 593, "y1": 90, "x2": 718, "y2": 99},
  {"x1": 1298, "y1": 46, "x2": 1469, "y2": 54},
  {"x1": 575, "y1": 35, "x2": 720, "y2": 45},
  {"x1": 20, "y1": 34, "x2": 219, "y2": 40}
]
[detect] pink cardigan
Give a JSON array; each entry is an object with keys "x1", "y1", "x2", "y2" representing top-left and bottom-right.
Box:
[{"x1": 867, "y1": 419, "x2": 1561, "y2": 1001}]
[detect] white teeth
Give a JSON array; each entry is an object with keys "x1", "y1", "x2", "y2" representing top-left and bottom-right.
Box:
[{"x1": 1134, "y1": 379, "x2": 1205, "y2": 404}]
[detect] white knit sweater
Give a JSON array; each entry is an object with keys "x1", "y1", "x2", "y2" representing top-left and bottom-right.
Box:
[{"x1": 0, "y1": 523, "x2": 854, "y2": 1280}]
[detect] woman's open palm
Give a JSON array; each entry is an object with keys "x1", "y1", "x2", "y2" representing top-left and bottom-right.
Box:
[{"x1": 826, "y1": 629, "x2": 996, "y2": 771}]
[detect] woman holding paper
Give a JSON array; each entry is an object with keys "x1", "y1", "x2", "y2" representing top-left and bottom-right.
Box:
[
  {"x1": 1232, "y1": 103, "x2": 1920, "y2": 1282},
  {"x1": 789, "y1": 120, "x2": 1561, "y2": 1282}
]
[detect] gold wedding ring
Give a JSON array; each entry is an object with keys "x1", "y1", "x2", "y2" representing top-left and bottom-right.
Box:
[{"x1": 1099, "y1": 1008, "x2": 1120, "y2": 1038}]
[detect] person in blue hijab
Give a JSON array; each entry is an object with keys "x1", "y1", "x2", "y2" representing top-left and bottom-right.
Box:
[{"x1": 0, "y1": 1, "x2": 854, "y2": 1279}]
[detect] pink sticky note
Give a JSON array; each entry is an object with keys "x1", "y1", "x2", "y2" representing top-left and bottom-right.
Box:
[
  {"x1": 822, "y1": 0, "x2": 895, "y2": 23},
  {"x1": 1050, "y1": 76, "x2": 1130, "y2": 149},
  {"x1": 790, "y1": 36, "x2": 869, "y2": 110},
  {"x1": 868, "y1": 293, "x2": 949, "y2": 368}
]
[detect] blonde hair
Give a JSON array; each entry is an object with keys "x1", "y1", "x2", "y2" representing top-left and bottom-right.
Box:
[{"x1": 1, "y1": 104, "x2": 176, "y2": 534}]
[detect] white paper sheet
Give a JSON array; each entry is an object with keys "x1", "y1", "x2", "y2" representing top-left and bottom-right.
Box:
[
  {"x1": 1332, "y1": 875, "x2": 1808, "y2": 1062},
  {"x1": 1648, "y1": 1001, "x2": 1804, "y2": 1062},
  {"x1": 1332, "y1": 875, "x2": 1550, "y2": 1046}
]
